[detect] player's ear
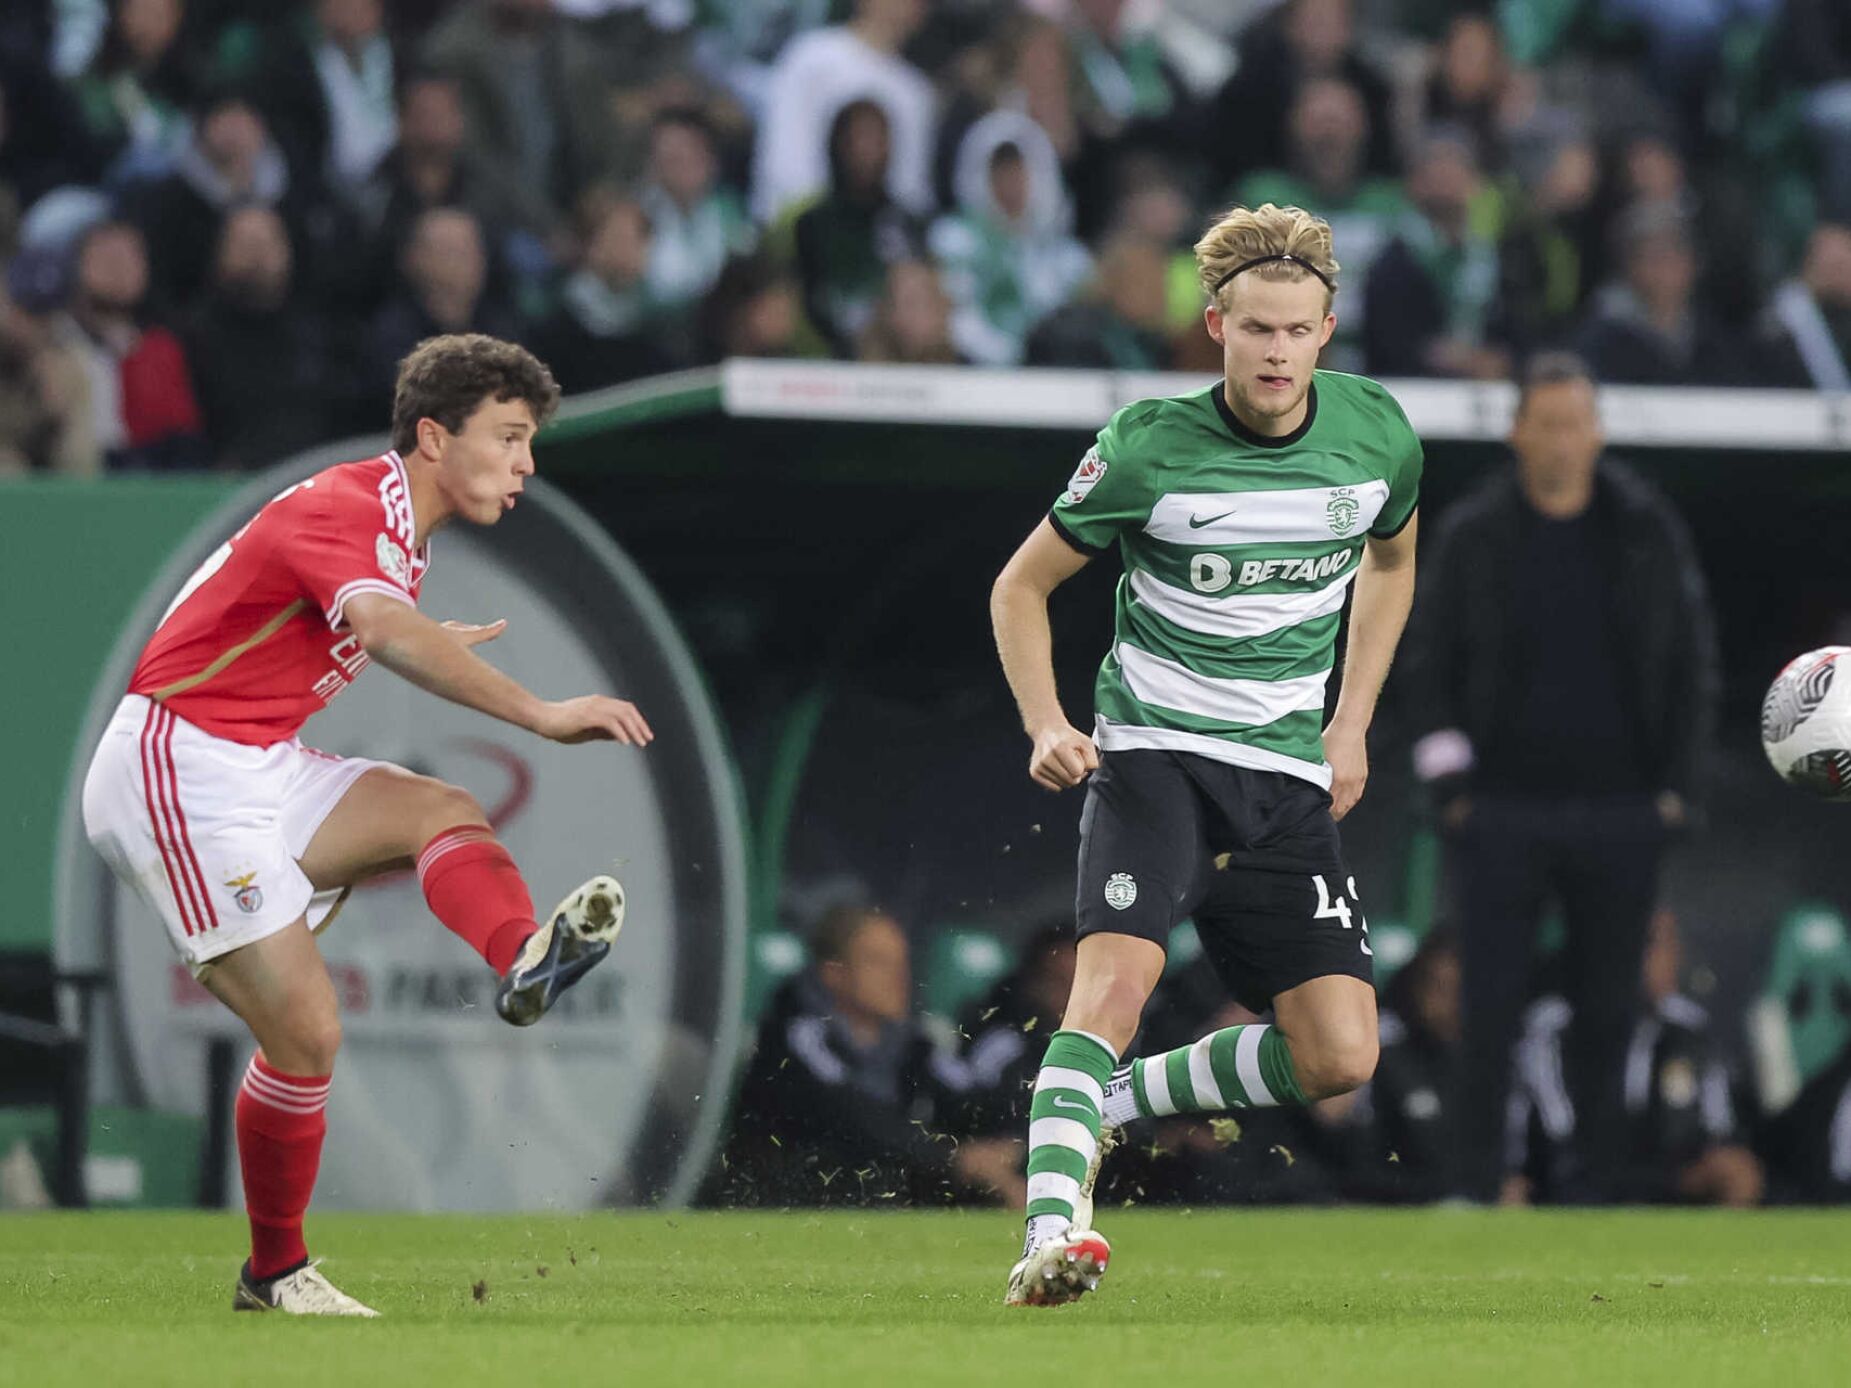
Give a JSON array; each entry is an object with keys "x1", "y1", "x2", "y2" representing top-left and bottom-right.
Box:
[
  {"x1": 1319, "y1": 312, "x2": 1337, "y2": 348},
  {"x1": 415, "y1": 415, "x2": 446, "y2": 459},
  {"x1": 1204, "y1": 302, "x2": 1225, "y2": 346}
]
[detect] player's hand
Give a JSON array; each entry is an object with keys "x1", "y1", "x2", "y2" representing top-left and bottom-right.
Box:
[
  {"x1": 533, "y1": 695, "x2": 655, "y2": 746},
  {"x1": 442, "y1": 619, "x2": 507, "y2": 647},
  {"x1": 1324, "y1": 719, "x2": 1368, "y2": 821},
  {"x1": 1028, "y1": 722, "x2": 1098, "y2": 791}
]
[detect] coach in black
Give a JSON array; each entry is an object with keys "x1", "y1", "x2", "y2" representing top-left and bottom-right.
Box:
[{"x1": 1403, "y1": 351, "x2": 1719, "y2": 1202}]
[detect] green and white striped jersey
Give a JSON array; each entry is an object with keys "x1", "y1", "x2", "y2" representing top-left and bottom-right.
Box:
[{"x1": 1049, "y1": 371, "x2": 1422, "y2": 788}]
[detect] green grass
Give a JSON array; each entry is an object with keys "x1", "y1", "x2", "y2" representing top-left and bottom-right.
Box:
[{"x1": 2, "y1": 1209, "x2": 1848, "y2": 1386}]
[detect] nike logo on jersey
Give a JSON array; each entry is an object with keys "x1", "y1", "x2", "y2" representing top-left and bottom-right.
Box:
[
  {"x1": 1188, "y1": 510, "x2": 1236, "y2": 528},
  {"x1": 1049, "y1": 1094, "x2": 1095, "y2": 1115}
]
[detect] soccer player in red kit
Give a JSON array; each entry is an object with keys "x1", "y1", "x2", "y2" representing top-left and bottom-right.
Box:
[{"x1": 81, "y1": 335, "x2": 650, "y2": 1316}]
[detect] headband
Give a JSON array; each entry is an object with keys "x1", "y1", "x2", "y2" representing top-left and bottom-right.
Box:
[{"x1": 1212, "y1": 253, "x2": 1335, "y2": 294}]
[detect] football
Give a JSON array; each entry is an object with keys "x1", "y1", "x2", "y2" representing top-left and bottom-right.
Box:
[{"x1": 1761, "y1": 647, "x2": 1851, "y2": 800}]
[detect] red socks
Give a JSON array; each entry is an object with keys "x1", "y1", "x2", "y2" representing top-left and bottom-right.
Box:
[
  {"x1": 237, "y1": 1053, "x2": 330, "y2": 1281},
  {"x1": 416, "y1": 825, "x2": 539, "y2": 975}
]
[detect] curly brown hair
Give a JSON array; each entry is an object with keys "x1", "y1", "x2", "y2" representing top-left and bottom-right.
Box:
[{"x1": 390, "y1": 334, "x2": 561, "y2": 456}]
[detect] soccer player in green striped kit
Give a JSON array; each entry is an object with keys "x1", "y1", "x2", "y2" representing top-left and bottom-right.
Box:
[{"x1": 991, "y1": 203, "x2": 1422, "y2": 1305}]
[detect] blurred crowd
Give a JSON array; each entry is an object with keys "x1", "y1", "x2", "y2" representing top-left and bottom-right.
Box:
[
  {"x1": 4, "y1": 0, "x2": 1851, "y2": 476},
  {"x1": 706, "y1": 900, "x2": 1851, "y2": 1209}
]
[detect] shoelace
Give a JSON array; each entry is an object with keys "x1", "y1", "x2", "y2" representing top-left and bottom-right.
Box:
[{"x1": 275, "y1": 1261, "x2": 376, "y2": 1316}]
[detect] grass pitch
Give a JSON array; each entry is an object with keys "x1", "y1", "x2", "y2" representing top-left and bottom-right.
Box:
[{"x1": 2, "y1": 1209, "x2": 1847, "y2": 1387}]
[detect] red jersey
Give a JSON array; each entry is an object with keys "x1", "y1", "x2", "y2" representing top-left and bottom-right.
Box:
[{"x1": 129, "y1": 451, "x2": 430, "y2": 745}]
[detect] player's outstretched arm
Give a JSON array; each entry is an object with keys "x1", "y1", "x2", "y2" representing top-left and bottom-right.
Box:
[
  {"x1": 1325, "y1": 513, "x2": 1419, "y2": 821},
  {"x1": 990, "y1": 518, "x2": 1097, "y2": 791},
  {"x1": 345, "y1": 594, "x2": 654, "y2": 745}
]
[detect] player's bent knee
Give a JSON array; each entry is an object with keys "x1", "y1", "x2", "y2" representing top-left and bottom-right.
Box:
[
  {"x1": 267, "y1": 1008, "x2": 342, "y2": 1076},
  {"x1": 1304, "y1": 1033, "x2": 1378, "y2": 1097}
]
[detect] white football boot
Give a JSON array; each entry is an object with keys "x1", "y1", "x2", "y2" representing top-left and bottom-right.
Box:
[
  {"x1": 233, "y1": 1260, "x2": 380, "y2": 1317},
  {"x1": 1005, "y1": 1228, "x2": 1112, "y2": 1307},
  {"x1": 496, "y1": 875, "x2": 625, "y2": 1026}
]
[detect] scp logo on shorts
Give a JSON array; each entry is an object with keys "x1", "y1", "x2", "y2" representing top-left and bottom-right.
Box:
[
  {"x1": 1103, "y1": 873, "x2": 1138, "y2": 911},
  {"x1": 225, "y1": 871, "x2": 264, "y2": 915}
]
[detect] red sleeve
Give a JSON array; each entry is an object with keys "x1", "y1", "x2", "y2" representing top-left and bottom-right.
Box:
[{"x1": 279, "y1": 482, "x2": 417, "y2": 631}]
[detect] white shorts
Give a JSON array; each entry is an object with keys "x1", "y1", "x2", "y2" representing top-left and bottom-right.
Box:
[{"x1": 82, "y1": 695, "x2": 392, "y2": 974}]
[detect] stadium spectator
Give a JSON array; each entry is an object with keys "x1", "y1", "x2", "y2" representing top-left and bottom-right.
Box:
[
  {"x1": 639, "y1": 107, "x2": 756, "y2": 315},
  {"x1": 856, "y1": 258, "x2": 962, "y2": 365},
  {"x1": 252, "y1": 0, "x2": 399, "y2": 207},
  {"x1": 694, "y1": 252, "x2": 804, "y2": 362},
  {"x1": 121, "y1": 90, "x2": 299, "y2": 306},
  {"x1": 688, "y1": 0, "x2": 832, "y2": 117},
  {"x1": 1403, "y1": 351, "x2": 1719, "y2": 1205},
  {"x1": 1757, "y1": 1034, "x2": 1851, "y2": 1203},
  {"x1": 420, "y1": 0, "x2": 621, "y2": 233},
  {"x1": 1238, "y1": 77, "x2": 1407, "y2": 373},
  {"x1": 365, "y1": 206, "x2": 520, "y2": 394},
  {"x1": 1495, "y1": 130, "x2": 1600, "y2": 357},
  {"x1": 531, "y1": 190, "x2": 672, "y2": 394},
  {"x1": 1362, "y1": 130, "x2": 1509, "y2": 380},
  {"x1": 1023, "y1": 230, "x2": 1170, "y2": 369},
  {"x1": 1210, "y1": 0, "x2": 1395, "y2": 191},
  {"x1": 49, "y1": 218, "x2": 205, "y2": 469},
  {"x1": 67, "y1": 0, "x2": 195, "y2": 182},
  {"x1": 1420, "y1": 12, "x2": 1524, "y2": 173},
  {"x1": 928, "y1": 116, "x2": 1091, "y2": 366},
  {"x1": 1359, "y1": 929, "x2": 1463, "y2": 1204},
  {"x1": 183, "y1": 206, "x2": 346, "y2": 471},
  {"x1": 1057, "y1": 0, "x2": 1187, "y2": 148},
  {"x1": 0, "y1": 252, "x2": 96, "y2": 475},
  {"x1": 711, "y1": 904, "x2": 1024, "y2": 1207},
  {"x1": 792, "y1": 99, "x2": 927, "y2": 357},
  {"x1": 1575, "y1": 203, "x2": 1732, "y2": 386},
  {"x1": 751, "y1": 0, "x2": 936, "y2": 226},
  {"x1": 1508, "y1": 910, "x2": 1763, "y2": 1206},
  {"x1": 946, "y1": 927, "x2": 1076, "y2": 1140},
  {"x1": 1761, "y1": 222, "x2": 1851, "y2": 390}
]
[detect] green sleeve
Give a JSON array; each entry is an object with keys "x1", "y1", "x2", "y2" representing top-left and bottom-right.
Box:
[
  {"x1": 1371, "y1": 411, "x2": 1424, "y2": 539},
  {"x1": 1048, "y1": 413, "x2": 1156, "y2": 553}
]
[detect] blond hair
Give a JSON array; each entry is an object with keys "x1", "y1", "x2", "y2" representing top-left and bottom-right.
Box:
[{"x1": 1194, "y1": 203, "x2": 1339, "y2": 306}]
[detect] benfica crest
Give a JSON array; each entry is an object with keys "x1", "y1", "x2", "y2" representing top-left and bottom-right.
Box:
[
  {"x1": 225, "y1": 871, "x2": 264, "y2": 915},
  {"x1": 1065, "y1": 448, "x2": 1108, "y2": 504}
]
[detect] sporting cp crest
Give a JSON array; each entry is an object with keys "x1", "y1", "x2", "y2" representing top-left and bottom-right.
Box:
[
  {"x1": 1326, "y1": 490, "x2": 1360, "y2": 536},
  {"x1": 225, "y1": 871, "x2": 264, "y2": 915},
  {"x1": 1103, "y1": 873, "x2": 1138, "y2": 911}
]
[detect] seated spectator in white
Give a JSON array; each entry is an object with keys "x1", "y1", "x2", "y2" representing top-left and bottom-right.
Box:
[
  {"x1": 1575, "y1": 203, "x2": 1732, "y2": 387},
  {"x1": 366, "y1": 206, "x2": 523, "y2": 392},
  {"x1": 856, "y1": 258, "x2": 963, "y2": 365},
  {"x1": 50, "y1": 218, "x2": 205, "y2": 469},
  {"x1": 793, "y1": 99, "x2": 927, "y2": 356},
  {"x1": 1761, "y1": 222, "x2": 1851, "y2": 390},
  {"x1": 0, "y1": 249, "x2": 97, "y2": 476},
  {"x1": 1363, "y1": 130, "x2": 1510, "y2": 381},
  {"x1": 1238, "y1": 76, "x2": 1407, "y2": 373},
  {"x1": 421, "y1": 0, "x2": 622, "y2": 230},
  {"x1": 709, "y1": 905, "x2": 1024, "y2": 1207},
  {"x1": 257, "y1": 0, "x2": 399, "y2": 207},
  {"x1": 928, "y1": 115, "x2": 1090, "y2": 366},
  {"x1": 693, "y1": 252, "x2": 805, "y2": 362},
  {"x1": 183, "y1": 206, "x2": 347, "y2": 471},
  {"x1": 751, "y1": 0, "x2": 937, "y2": 226},
  {"x1": 640, "y1": 108, "x2": 756, "y2": 314},
  {"x1": 533, "y1": 190, "x2": 673, "y2": 393},
  {"x1": 1023, "y1": 230, "x2": 1171, "y2": 369},
  {"x1": 1507, "y1": 910, "x2": 1764, "y2": 1207}
]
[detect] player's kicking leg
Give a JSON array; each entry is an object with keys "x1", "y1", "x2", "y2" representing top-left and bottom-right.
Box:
[
  {"x1": 295, "y1": 765, "x2": 621, "y2": 1026},
  {"x1": 199, "y1": 922, "x2": 378, "y2": 1316},
  {"x1": 1007, "y1": 932, "x2": 1161, "y2": 1307}
]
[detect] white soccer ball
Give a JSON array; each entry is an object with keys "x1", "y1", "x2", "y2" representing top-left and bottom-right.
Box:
[{"x1": 1761, "y1": 647, "x2": 1851, "y2": 800}]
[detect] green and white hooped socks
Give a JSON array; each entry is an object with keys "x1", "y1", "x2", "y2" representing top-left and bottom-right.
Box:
[
  {"x1": 1099, "y1": 1023, "x2": 1306, "y2": 1126},
  {"x1": 1023, "y1": 1029, "x2": 1116, "y2": 1250}
]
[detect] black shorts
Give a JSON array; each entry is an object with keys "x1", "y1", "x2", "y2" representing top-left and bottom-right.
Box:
[{"x1": 1074, "y1": 748, "x2": 1374, "y2": 1012}]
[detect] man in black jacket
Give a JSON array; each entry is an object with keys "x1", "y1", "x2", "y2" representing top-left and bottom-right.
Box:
[{"x1": 1403, "y1": 351, "x2": 1719, "y2": 1202}]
